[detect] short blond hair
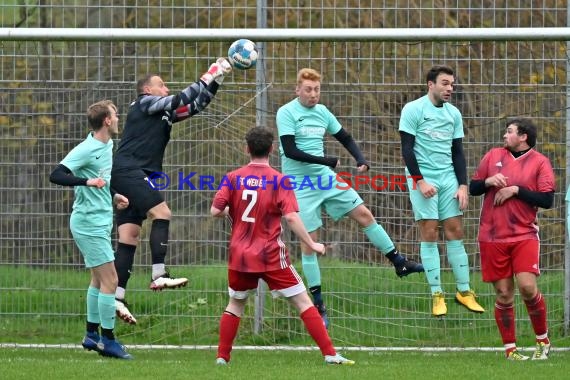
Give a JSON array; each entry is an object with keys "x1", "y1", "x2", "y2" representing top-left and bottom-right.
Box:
[
  {"x1": 297, "y1": 68, "x2": 321, "y2": 85},
  {"x1": 87, "y1": 100, "x2": 116, "y2": 131}
]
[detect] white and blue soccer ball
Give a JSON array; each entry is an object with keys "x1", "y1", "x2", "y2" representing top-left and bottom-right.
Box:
[{"x1": 227, "y1": 39, "x2": 258, "y2": 70}]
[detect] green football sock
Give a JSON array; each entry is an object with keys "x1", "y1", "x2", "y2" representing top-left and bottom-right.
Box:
[
  {"x1": 86, "y1": 286, "x2": 100, "y2": 324},
  {"x1": 302, "y1": 253, "x2": 321, "y2": 288},
  {"x1": 98, "y1": 292, "x2": 116, "y2": 330},
  {"x1": 363, "y1": 222, "x2": 395, "y2": 254},
  {"x1": 446, "y1": 240, "x2": 470, "y2": 292},
  {"x1": 420, "y1": 242, "x2": 442, "y2": 294}
]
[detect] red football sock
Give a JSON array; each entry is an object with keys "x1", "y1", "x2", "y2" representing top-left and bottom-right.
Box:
[
  {"x1": 217, "y1": 312, "x2": 241, "y2": 362},
  {"x1": 300, "y1": 306, "x2": 336, "y2": 356},
  {"x1": 495, "y1": 301, "x2": 516, "y2": 345},
  {"x1": 524, "y1": 292, "x2": 549, "y2": 342}
]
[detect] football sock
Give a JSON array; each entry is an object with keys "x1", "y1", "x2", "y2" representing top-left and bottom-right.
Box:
[
  {"x1": 420, "y1": 242, "x2": 442, "y2": 294},
  {"x1": 86, "y1": 286, "x2": 100, "y2": 324},
  {"x1": 115, "y1": 242, "x2": 136, "y2": 289},
  {"x1": 385, "y1": 249, "x2": 404, "y2": 265},
  {"x1": 446, "y1": 240, "x2": 470, "y2": 292},
  {"x1": 86, "y1": 321, "x2": 99, "y2": 334},
  {"x1": 495, "y1": 301, "x2": 516, "y2": 345},
  {"x1": 98, "y1": 292, "x2": 116, "y2": 330},
  {"x1": 115, "y1": 287, "x2": 126, "y2": 300},
  {"x1": 504, "y1": 343, "x2": 517, "y2": 356},
  {"x1": 309, "y1": 285, "x2": 323, "y2": 306},
  {"x1": 524, "y1": 292, "x2": 548, "y2": 337},
  {"x1": 150, "y1": 219, "x2": 170, "y2": 265},
  {"x1": 152, "y1": 264, "x2": 166, "y2": 280},
  {"x1": 101, "y1": 328, "x2": 115, "y2": 340},
  {"x1": 301, "y1": 253, "x2": 321, "y2": 288},
  {"x1": 363, "y1": 222, "x2": 396, "y2": 255},
  {"x1": 300, "y1": 306, "x2": 336, "y2": 356},
  {"x1": 217, "y1": 311, "x2": 241, "y2": 362}
]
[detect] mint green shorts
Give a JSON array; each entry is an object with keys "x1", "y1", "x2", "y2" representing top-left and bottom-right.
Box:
[
  {"x1": 406, "y1": 171, "x2": 462, "y2": 222},
  {"x1": 70, "y1": 219, "x2": 114, "y2": 268},
  {"x1": 295, "y1": 175, "x2": 363, "y2": 232}
]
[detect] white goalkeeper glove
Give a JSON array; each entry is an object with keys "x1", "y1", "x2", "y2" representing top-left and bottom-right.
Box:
[{"x1": 200, "y1": 57, "x2": 233, "y2": 85}]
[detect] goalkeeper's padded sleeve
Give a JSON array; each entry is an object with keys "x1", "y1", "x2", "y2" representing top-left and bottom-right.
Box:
[
  {"x1": 280, "y1": 135, "x2": 338, "y2": 168},
  {"x1": 49, "y1": 164, "x2": 88, "y2": 187}
]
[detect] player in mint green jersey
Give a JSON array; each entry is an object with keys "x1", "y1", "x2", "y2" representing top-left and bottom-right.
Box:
[
  {"x1": 49, "y1": 100, "x2": 132, "y2": 359},
  {"x1": 277, "y1": 68, "x2": 423, "y2": 328},
  {"x1": 399, "y1": 65, "x2": 484, "y2": 317}
]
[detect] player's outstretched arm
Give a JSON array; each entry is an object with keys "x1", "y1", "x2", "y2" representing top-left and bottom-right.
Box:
[
  {"x1": 141, "y1": 58, "x2": 232, "y2": 122},
  {"x1": 283, "y1": 211, "x2": 325, "y2": 255}
]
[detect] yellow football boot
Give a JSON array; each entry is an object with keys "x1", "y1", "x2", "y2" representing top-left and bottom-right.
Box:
[
  {"x1": 432, "y1": 292, "x2": 447, "y2": 317},
  {"x1": 455, "y1": 290, "x2": 485, "y2": 313}
]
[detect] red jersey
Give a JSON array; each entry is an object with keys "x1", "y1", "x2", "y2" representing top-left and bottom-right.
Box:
[
  {"x1": 471, "y1": 147, "x2": 555, "y2": 242},
  {"x1": 212, "y1": 163, "x2": 299, "y2": 272}
]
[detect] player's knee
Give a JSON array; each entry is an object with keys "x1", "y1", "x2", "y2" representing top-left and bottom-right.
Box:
[
  {"x1": 495, "y1": 286, "x2": 514, "y2": 304},
  {"x1": 149, "y1": 202, "x2": 172, "y2": 220},
  {"x1": 351, "y1": 205, "x2": 374, "y2": 225},
  {"x1": 518, "y1": 283, "x2": 538, "y2": 299}
]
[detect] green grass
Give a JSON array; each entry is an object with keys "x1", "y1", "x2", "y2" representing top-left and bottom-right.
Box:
[
  {"x1": 1, "y1": 348, "x2": 569, "y2": 380},
  {"x1": 1, "y1": 261, "x2": 569, "y2": 349}
]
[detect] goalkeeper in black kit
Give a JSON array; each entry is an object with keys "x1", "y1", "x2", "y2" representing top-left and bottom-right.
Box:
[{"x1": 110, "y1": 58, "x2": 233, "y2": 324}]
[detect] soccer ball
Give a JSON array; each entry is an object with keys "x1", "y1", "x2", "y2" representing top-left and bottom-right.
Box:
[{"x1": 227, "y1": 39, "x2": 258, "y2": 70}]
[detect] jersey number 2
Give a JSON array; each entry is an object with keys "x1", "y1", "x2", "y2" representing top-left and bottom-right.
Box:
[{"x1": 241, "y1": 189, "x2": 257, "y2": 223}]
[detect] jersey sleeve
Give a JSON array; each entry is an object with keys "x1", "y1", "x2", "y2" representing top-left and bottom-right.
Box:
[
  {"x1": 451, "y1": 106, "x2": 464, "y2": 139},
  {"x1": 212, "y1": 173, "x2": 232, "y2": 211},
  {"x1": 322, "y1": 105, "x2": 342, "y2": 135},
  {"x1": 471, "y1": 150, "x2": 492, "y2": 181},
  {"x1": 398, "y1": 103, "x2": 419, "y2": 136},
  {"x1": 276, "y1": 177, "x2": 299, "y2": 215},
  {"x1": 537, "y1": 156, "x2": 555, "y2": 192},
  {"x1": 276, "y1": 106, "x2": 296, "y2": 137},
  {"x1": 60, "y1": 143, "x2": 89, "y2": 174}
]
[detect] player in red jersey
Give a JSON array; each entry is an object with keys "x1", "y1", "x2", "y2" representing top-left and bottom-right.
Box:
[
  {"x1": 470, "y1": 118, "x2": 554, "y2": 361},
  {"x1": 211, "y1": 127, "x2": 354, "y2": 366}
]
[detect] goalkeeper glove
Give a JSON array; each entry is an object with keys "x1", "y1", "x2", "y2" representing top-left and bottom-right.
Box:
[{"x1": 200, "y1": 58, "x2": 233, "y2": 85}]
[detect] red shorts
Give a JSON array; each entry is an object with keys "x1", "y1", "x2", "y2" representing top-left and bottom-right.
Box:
[
  {"x1": 227, "y1": 265, "x2": 306, "y2": 299},
  {"x1": 479, "y1": 239, "x2": 540, "y2": 282}
]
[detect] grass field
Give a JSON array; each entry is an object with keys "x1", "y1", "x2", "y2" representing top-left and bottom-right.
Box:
[
  {"x1": 2, "y1": 262, "x2": 569, "y2": 349},
  {"x1": 1, "y1": 348, "x2": 569, "y2": 380}
]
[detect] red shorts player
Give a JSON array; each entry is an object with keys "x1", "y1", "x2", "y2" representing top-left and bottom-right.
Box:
[
  {"x1": 470, "y1": 118, "x2": 555, "y2": 361},
  {"x1": 210, "y1": 126, "x2": 354, "y2": 366}
]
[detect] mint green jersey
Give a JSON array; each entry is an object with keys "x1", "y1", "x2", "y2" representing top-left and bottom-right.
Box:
[
  {"x1": 398, "y1": 95, "x2": 464, "y2": 176},
  {"x1": 276, "y1": 98, "x2": 342, "y2": 177},
  {"x1": 60, "y1": 133, "x2": 113, "y2": 228}
]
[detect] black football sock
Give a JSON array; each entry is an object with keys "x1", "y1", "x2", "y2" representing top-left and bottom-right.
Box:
[
  {"x1": 115, "y1": 242, "x2": 136, "y2": 290},
  {"x1": 150, "y1": 219, "x2": 170, "y2": 265}
]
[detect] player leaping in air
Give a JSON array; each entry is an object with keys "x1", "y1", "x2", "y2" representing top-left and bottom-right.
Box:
[
  {"x1": 276, "y1": 68, "x2": 424, "y2": 328},
  {"x1": 111, "y1": 58, "x2": 233, "y2": 324}
]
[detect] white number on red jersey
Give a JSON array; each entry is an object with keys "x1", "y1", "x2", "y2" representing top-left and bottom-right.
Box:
[{"x1": 241, "y1": 189, "x2": 257, "y2": 223}]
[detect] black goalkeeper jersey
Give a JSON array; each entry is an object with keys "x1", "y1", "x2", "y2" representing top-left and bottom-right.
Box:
[
  {"x1": 113, "y1": 80, "x2": 218, "y2": 173},
  {"x1": 113, "y1": 96, "x2": 172, "y2": 173}
]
